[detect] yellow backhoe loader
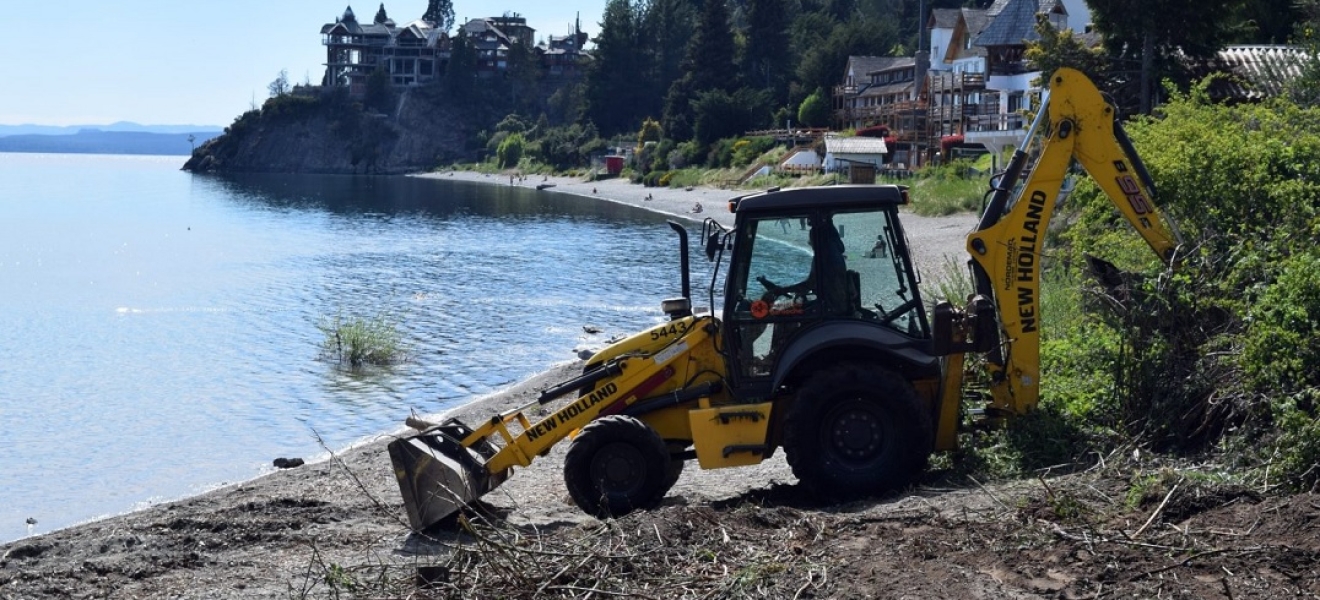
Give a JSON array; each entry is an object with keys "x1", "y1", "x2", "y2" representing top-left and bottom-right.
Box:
[{"x1": 388, "y1": 68, "x2": 1184, "y2": 530}]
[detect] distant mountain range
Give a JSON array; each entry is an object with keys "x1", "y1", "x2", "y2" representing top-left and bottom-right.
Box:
[
  {"x1": 0, "y1": 122, "x2": 223, "y2": 156},
  {"x1": 0, "y1": 122, "x2": 221, "y2": 136}
]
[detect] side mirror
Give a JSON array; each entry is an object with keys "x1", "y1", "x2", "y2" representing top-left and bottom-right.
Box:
[{"x1": 705, "y1": 231, "x2": 722, "y2": 262}]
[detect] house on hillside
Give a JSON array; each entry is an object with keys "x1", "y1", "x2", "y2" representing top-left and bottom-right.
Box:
[
  {"x1": 322, "y1": 6, "x2": 588, "y2": 91},
  {"x1": 834, "y1": 0, "x2": 1075, "y2": 166},
  {"x1": 321, "y1": 6, "x2": 449, "y2": 90},
  {"x1": 462, "y1": 15, "x2": 534, "y2": 73},
  {"x1": 832, "y1": 56, "x2": 927, "y2": 166},
  {"x1": 965, "y1": 0, "x2": 1068, "y2": 152},
  {"x1": 538, "y1": 26, "x2": 593, "y2": 77}
]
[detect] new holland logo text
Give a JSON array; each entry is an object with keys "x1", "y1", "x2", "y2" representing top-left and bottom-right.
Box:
[
  {"x1": 1011, "y1": 190, "x2": 1047, "y2": 334},
  {"x1": 525, "y1": 382, "x2": 620, "y2": 442}
]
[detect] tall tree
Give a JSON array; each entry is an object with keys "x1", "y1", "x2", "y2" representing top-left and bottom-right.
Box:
[
  {"x1": 744, "y1": 0, "x2": 792, "y2": 105},
  {"x1": 374, "y1": 3, "x2": 389, "y2": 24},
  {"x1": 444, "y1": 32, "x2": 476, "y2": 102},
  {"x1": 663, "y1": 0, "x2": 739, "y2": 140},
  {"x1": 1088, "y1": 0, "x2": 1246, "y2": 113},
  {"x1": 585, "y1": 0, "x2": 651, "y2": 135},
  {"x1": 640, "y1": 0, "x2": 698, "y2": 122},
  {"x1": 423, "y1": 0, "x2": 456, "y2": 33},
  {"x1": 1287, "y1": 0, "x2": 1320, "y2": 106},
  {"x1": 1024, "y1": 15, "x2": 1108, "y2": 84},
  {"x1": 505, "y1": 39, "x2": 542, "y2": 114},
  {"x1": 795, "y1": 17, "x2": 898, "y2": 100}
]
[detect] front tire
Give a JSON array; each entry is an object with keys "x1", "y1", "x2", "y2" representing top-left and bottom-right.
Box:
[
  {"x1": 783, "y1": 364, "x2": 932, "y2": 498},
  {"x1": 564, "y1": 416, "x2": 674, "y2": 518}
]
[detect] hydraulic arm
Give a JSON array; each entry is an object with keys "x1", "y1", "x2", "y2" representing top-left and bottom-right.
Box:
[{"x1": 963, "y1": 67, "x2": 1182, "y2": 417}]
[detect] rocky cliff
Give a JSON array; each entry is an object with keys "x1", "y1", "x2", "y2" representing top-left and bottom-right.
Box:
[{"x1": 183, "y1": 87, "x2": 473, "y2": 175}]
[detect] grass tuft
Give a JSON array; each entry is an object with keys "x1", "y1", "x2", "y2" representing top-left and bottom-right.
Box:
[{"x1": 317, "y1": 313, "x2": 405, "y2": 368}]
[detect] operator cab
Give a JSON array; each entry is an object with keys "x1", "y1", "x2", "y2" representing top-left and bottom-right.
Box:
[{"x1": 721, "y1": 186, "x2": 931, "y2": 396}]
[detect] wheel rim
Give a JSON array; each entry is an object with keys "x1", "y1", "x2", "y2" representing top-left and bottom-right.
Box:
[
  {"x1": 590, "y1": 441, "x2": 646, "y2": 495},
  {"x1": 822, "y1": 397, "x2": 888, "y2": 466}
]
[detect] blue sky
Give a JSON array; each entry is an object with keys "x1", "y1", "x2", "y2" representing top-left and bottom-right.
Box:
[{"x1": 1, "y1": 1, "x2": 606, "y2": 128}]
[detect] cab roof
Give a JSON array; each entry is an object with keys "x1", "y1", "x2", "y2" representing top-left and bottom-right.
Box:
[{"x1": 729, "y1": 185, "x2": 909, "y2": 215}]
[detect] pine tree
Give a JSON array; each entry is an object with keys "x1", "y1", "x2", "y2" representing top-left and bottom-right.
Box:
[
  {"x1": 663, "y1": 0, "x2": 738, "y2": 140},
  {"x1": 423, "y1": 0, "x2": 456, "y2": 33},
  {"x1": 444, "y1": 32, "x2": 476, "y2": 102},
  {"x1": 1087, "y1": 0, "x2": 1246, "y2": 113},
  {"x1": 585, "y1": 0, "x2": 650, "y2": 135},
  {"x1": 640, "y1": 0, "x2": 697, "y2": 123},
  {"x1": 684, "y1": 0, "x2": 738, "y2": 94},
  {"x1": 374, "y1": 3, "x2": 389, "y2": 24},
  {"x1": 744, "y1": 0, "x2": 791, "y2": 105}
]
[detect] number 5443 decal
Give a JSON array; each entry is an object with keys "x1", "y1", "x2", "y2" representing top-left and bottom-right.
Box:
[{"x1": 650, "y1": 321, "x2": 692, "y2": 341}]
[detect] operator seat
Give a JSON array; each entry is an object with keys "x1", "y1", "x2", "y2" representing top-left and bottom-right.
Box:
[{"x1": 816, "y1": 222, "x2": 849, "y2": 316}]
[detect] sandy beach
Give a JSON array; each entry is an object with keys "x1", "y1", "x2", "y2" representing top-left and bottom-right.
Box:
[
  {"x1": 0, "y1": 173, "x2": 979, "y2": 599},
  {"x1": 421, "y1": 170, "x2": 977, "y2": 275}
]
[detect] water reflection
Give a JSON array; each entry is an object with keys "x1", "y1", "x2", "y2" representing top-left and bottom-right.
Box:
[{"x1": 199, "y1": 172, "x2": 660, "y2": 223}]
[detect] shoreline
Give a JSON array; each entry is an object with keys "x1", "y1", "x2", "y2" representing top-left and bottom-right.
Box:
[{"x1": 412, "y1": 169, "x2": 738, "y2": 229}]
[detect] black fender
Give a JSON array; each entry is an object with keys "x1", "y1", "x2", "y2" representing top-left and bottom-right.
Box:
[{"x1": 771, "y1": 321, "x2": 939, "y2": 391}]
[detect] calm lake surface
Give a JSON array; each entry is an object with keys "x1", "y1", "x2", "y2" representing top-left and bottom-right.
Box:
[{"x1": 0, "y1": 153, "x2": 714, "y2": 543}]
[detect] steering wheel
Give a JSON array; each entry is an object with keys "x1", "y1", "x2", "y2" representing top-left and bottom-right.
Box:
[
  {"x1": 757, "y1": 275, "x2": 805, "y2": 300},
  {"x1": 876, "y1": 298, "x2": 921, "y2": 326}
]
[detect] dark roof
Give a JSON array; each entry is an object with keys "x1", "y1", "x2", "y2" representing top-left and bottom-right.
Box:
[
  {"x1": 321, "y1": 19, "x2": 393, "y2": 37},
  {"x1": 731, "y1": 185, "x2": 907, "y2": 215},
  {"x1": 961, "y1": 8, "x2": 990, "y2": 37},
  {"x1": 857, "y1": 81, "x2": 916, "y2": 98},
  {"x1": 930, "y1": 8, "x2": 960, "y2": 29},
  {"x1": 865, "y1": 56, "x2": 916, "y2": 75},
  {"x1": 1204, "y1": 45, "x2": 1309, "y2": 101},
  {"x1": 975, "y1": 0, "x2": 1041, "y2": 47},
  {"x1": 847, "y1": 56, "x2": 906, "y2": 78},
  {"x1": 987, "y1": 0, "x2": 1062, "y2": 16}
]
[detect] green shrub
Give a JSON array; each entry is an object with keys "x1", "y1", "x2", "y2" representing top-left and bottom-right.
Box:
[
  {"x1": 707, "y1": 138, "x2": 737, "y2": 168},
  {"x1": 732, "y1": 136, "x2": 776, "y2": 168},
  {"x1": 496, "y1": 133, "x2": 526, "y2": 168},
  {"x1": 643, "y1": 170, "x2": 667, "y2": 187},
  {"x1": 317, "y1": 313, "x2": 405, "y2": 368},
  {"x1": 1242, "y1": 251, "x2": 1320, "y2": 394},
  {"x1": 1268, "y1": 391, "x2": 1320, "y2": 490},
  {"x1": 905, "y1": 166, "x2": 987, "y2": 216}
]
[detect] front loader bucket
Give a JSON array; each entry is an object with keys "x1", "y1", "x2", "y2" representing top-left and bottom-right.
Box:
[{"x1": 388, "y1": 420, "x2": 508, "y2": 531}]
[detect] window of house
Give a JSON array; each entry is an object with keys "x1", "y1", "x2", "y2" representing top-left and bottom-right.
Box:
[{"x1": 1008, "y1": 91, "x2": 1024, "y2": 113}]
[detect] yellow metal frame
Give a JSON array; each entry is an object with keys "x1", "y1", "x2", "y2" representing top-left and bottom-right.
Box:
[
  {"x1": 963, "y1": 68, "x2": 1181, "y2": 420},
  {"x1": 451, "y1": 316, "x2": 729, "y2": 476}
]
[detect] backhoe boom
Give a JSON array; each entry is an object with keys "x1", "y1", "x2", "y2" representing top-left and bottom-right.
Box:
[{"x1": 963, "y1": 67, "x2": 1182, "y2": 417}]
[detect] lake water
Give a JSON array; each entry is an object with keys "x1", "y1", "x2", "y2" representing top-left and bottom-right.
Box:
[{"x1": 0, "y1": 153, "x2": 714, "y2": 543}]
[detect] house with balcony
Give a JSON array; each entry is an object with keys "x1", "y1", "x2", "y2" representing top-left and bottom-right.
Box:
[
  {"x1": 462, "y1": 15, "x2": 536, "y2": 74},
  {"x1": 538, "y1": 26, "x2": 592, "y2": 77},
  {"x1": 321, "y1": 6, "x2": 449, "y2": 91},
  {"x1": 926, "y1": 8, "x2": 989, "y2": 145},
  {"x1": 322, "y1": 7, "x2": 566, "y2": 91},
  {"x1": 919, "y1": 0, "x2": 1077, "y2": 158},
  {"x1": 833, "y1": 0, "x2": 1076, "y2": 167},
  {"x1": 832, "y1": 56, "x2": 929, "y2": 166},
  {"x1": 967, "y1": 0, "x2": 1069, "y2": 152}
]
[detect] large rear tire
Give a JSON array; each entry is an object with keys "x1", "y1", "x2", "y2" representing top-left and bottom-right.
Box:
[
  {"x1": 564, "y1": 415, "x2": 674, "y2": 518},
  {"x1": 783, "y1": 363, "x2": 932, "y2": 498}
]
